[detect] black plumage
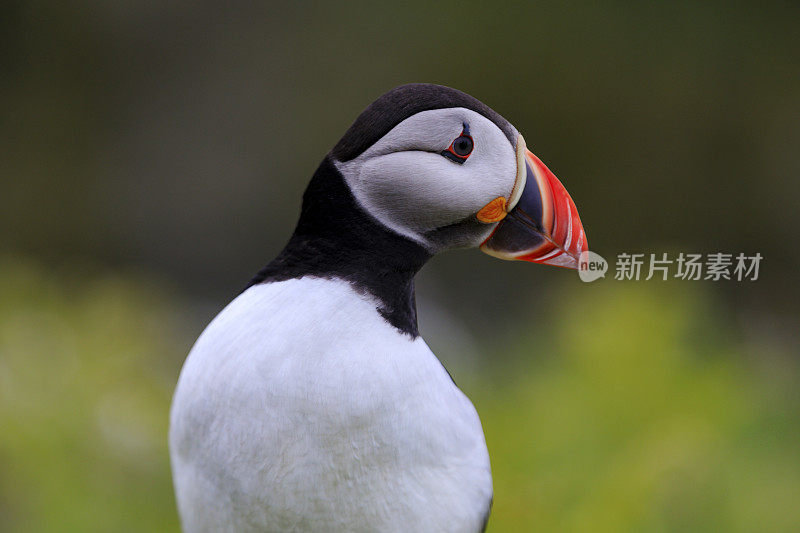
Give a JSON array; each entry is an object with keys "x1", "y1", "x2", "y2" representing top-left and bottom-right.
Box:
[
  {"x1": 247, "y1": 157, "x2": 430, "y2": 337},
  {"x1": 332, "y1": 83, "x2": 516, "y2": 162}
]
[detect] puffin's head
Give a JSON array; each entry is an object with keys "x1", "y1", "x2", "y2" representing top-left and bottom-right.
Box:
[{"x1": 331, "y1": 83, "x2": 587, "y2": 269}]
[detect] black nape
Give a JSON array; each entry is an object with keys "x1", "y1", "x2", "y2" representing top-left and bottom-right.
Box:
[
  {"x1": 246, "y1": 157, "x2": 432, "y2": 337},
  {"x1": 332, "y1": 83, "x2": 517, "y2": 163}
]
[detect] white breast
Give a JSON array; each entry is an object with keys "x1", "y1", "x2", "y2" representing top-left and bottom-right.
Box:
[{"x1": 169, "y1": 277, "x2": 492, "y2": 533}]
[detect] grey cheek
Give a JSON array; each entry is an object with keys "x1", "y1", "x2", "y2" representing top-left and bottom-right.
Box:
[{"x1": 424, "y1": 217, "x2": 494, "y2": 252}]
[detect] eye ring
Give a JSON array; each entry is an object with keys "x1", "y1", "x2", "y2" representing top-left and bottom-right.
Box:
[{"x1": 441, "y1": 125, "x2": 474, "y2": 164}]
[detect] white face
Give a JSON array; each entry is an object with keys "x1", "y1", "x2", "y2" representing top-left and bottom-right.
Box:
[{"x1": 334, "y1": 107, "x2": 519, "y2": 251}]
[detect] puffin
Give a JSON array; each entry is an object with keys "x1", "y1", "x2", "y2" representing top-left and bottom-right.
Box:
[{"x1": 169, "y1": 83, "x2": 587, "y2": 532}]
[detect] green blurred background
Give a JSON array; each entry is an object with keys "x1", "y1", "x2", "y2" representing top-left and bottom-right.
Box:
[{"x1": 1, "y1": 1, "x2": 799, "y2": 531}]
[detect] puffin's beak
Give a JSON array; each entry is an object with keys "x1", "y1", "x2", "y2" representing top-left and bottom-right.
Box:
[{"x1": 479, "y1": 135, "x2": 587, "y2": 269}]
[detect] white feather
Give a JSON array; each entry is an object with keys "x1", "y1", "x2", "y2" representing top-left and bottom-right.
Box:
[{"x1": 170, "y1": 278, "x2": 492, "y2": 532}]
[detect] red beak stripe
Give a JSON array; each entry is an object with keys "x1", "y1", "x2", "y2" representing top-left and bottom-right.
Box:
[{"x1": 518, "y1": 150, "x2": 587, "y2": 267}]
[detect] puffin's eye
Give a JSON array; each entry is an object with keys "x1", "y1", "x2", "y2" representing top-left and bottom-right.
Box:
[
  {"x1": 441, "y1": 125, "x2": 474, "y2": 164},
  {"x1": 452, "y1": 136, "x2": 473, "y2": 156}
]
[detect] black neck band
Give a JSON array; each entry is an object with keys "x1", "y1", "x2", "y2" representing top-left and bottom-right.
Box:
[{"x1": 246, "y1": 157, "x2": 431, "y2": 337}]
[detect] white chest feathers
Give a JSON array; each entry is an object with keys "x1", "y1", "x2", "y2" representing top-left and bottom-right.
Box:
[{"x1": 169, "y1": 278, "x2": 492, "y2": 533}]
